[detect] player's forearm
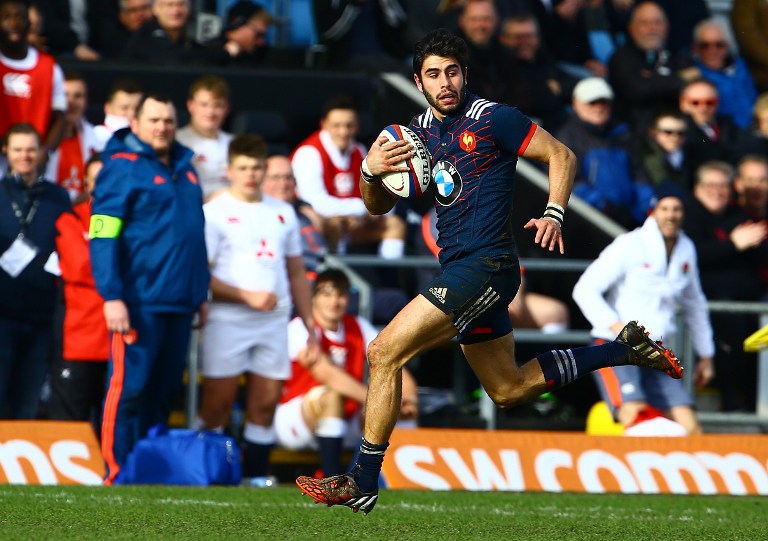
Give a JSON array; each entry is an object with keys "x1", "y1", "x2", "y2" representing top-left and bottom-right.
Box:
[
  {"x1": 287, "y1": 257, "x2": 314, "y2": 330},
  {"x1": 310, "y1": 361, "x2": 368, "y2": 404},
  {"x1": 359, "y1": 176, "x2": 397, "y2": 215},
  {"x1": 546, "y1": 144, "x2": 576, "y2": 209},
  {"x1": 209, "y1": 276, "x2": 249, "y2": 304}
]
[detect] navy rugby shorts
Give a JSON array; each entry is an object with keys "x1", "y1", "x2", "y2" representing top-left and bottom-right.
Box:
[{"x1": 420, "y1": 255, "x2": 521, "y2": 344}]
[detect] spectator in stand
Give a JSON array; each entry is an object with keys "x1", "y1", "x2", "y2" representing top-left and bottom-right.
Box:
[
  {"x1": 291, "y1": 95, "x2": 407, "y2": 258},
  {"x1": 34, "y1": 0, "x2": 114, "y2": 61},
  {"x1": 27, "y1": 2, "x2": 45, "y2": 51},
  {"x1": 691, "y1": 19, "x2": 758, "y2": 131},
  {"x1": 731, "y1": 0, "x2": 768, "y2": 93},
  {"x1": 498, "y1": 12, "x2": 570, "y2": 131},
  {"x1": 556, "y1": 77, "x2": 653, "y2": 228},
  {"x1": 0, "y1": 0, "x2": 67, "y2": 160},
  {"x1": 92, "y1": 78, "x2": 143, "y2": 149},
  {"x1": 90, "y1": 94, "x2": 209, "y2": 485},
  {"x1": 263, "y1": 154, "x2": 409, "y2": 325},
  {"x1": 275, "y1": 268, "x2": 418, "y2": 477},
  {"x1": 176, "y1": 75, "x2": 233, "y2": 200},
  {"x1": 312, "y1": 0, "x2": 411, "y2": 73},
  {"x1": 679, "y1": 79, "x2": 748, "y2": 175},
  {"x1": 262, "y1": 155, "x2": 327, "y2": 280},
  {"x1": 95, "y1": 0, "x2": 152, "y2": 59},
  {"x1": 734, "y1": 155, "x2": 768, "y2": 223},
  {"x1": 49, "y1": 153, "x2": 109, "y2": 430},
  {"x1": 45, "y1": 71, "x2": 102, "y2": 204},
  {"x1": 209, "y1": 0, "x2": 272, "y2": 67},
  {"x1": 742, "y1": 93, "x2": 768, "y2": 157},
  {"x1": 544, "y1": 0, "x2": 607, "y2": 80},
  {"x1": 573, "y1": 182, "x2": 715, "y2": 434},
  {"x1": 122, "y1": 0, "x2": 228, "y2": 66},
  {"x1": 607, "y1": 1, "x2": 699, "y2": 132},
  {"x1": 456, "y1": 0, "x2": 507, "y2": 103},
  {"x1": 684, "y1": 161, "x2": 766, "y2": 411},
  {"x1": 634, "y1": 110, "x2": 690, "y2": 189},
  {"x1": 0, "y1": 123, "x2": 71, "y2": 419},
  {"x1": 199, "y1": 134, "x2": 318, "y2": 488}
]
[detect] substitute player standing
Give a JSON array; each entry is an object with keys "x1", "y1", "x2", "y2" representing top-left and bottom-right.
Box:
[
  {"x1": 199, "y1": 134, "x2": 319, "y2": 486},
  {"x1": 297, "y1": 29, "x2": 684, "y2": 514}
]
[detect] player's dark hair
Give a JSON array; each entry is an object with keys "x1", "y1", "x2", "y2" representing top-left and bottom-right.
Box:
[
  {"x1": 313, "y1": 268, "x2": 351, "y2": 295},
  {"x1": 228, "y1": 133, "x2": 268, "y2": 163},
  {"x1": 134, "y1": 93, "x2": 175, "y2": 119},
  {"x1": 107, "y1": 78, "x2": 143, "y2": 102},
  {"x1": 413, "y1": 28, "x2": 469, "y2": 78},
  {"x1": 321, "y1": 95, "x2": 357, "y2": 119}
]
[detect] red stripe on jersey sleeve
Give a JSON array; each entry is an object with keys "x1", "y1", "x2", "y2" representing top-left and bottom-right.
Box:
[{"x1": 517, "y1": 123, "x2": 538, "y2": 155}]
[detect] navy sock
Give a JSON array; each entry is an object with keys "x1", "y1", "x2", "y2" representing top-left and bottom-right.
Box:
[
  {"x1": 317, "y1": 436, "x2": 343, "y2": 477},
  {"x1": 241, "y1": 441, "x2": 272, "y2": 477},
  {"x1": 353, "y1": 438, "x2": 388, "y2": 493},
  {"x1": 538, "y1": 342, "x2": 628, "y2": 389}
]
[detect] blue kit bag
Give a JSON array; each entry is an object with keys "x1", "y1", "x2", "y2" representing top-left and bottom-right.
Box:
[{"x1": 117, "y1": 426, "x2": 241, "y2": 486}]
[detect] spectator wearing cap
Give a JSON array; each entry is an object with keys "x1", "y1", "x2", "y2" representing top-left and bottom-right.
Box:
[
  {"x1": 684, "y1": 161, "x2": 767, "y2": 411},
  {"x1": 556, "y1": 77, "x2": 654, "y2": 228},
  {"x1": 210, "y1": 0, "x2": 273, "y2": 67}
]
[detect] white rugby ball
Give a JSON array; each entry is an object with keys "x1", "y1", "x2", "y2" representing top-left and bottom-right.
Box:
[{"x1": 377, "y1": 124, "x2": 431, "y2": 199}]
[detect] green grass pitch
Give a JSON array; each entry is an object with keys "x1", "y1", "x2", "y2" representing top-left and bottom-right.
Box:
[{"x1": 0, "y1": 485, "x2": 764, "y2": 541}]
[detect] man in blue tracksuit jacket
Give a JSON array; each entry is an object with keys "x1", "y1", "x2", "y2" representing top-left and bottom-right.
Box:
[{"x1": 89, "y1": 94, "x2": 210, "y2": 484}]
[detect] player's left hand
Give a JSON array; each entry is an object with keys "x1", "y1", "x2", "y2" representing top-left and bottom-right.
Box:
[{"x1": 524, "y1": 217, "x2": 565, "y2": 254}]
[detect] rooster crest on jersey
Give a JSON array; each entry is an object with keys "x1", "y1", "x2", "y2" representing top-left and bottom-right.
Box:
[{"x1": 377, "y1": 124, "x2": 432, "y2": 199}]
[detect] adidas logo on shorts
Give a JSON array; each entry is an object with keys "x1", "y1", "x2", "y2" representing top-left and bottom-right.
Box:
[{"x1": 429, "y1": 287, "x2": 447, "y2": 303}]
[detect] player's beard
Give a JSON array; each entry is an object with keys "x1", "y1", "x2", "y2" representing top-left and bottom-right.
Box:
[{"x1": 424, "y1": 86, "x2": 466, "y2": 117}]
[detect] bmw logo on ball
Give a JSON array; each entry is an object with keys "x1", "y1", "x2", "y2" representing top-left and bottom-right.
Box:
[{"x1": 433, "y1": 161, "x2": 462, "y2": 206}]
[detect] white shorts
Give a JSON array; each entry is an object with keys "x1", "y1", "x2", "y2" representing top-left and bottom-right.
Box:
[
  {"x1": 201, "y1": 314, "x2": 290, "y2": 379},
  {"x1": 274, "y1": 387, "x2": 361, "y2": 450}
]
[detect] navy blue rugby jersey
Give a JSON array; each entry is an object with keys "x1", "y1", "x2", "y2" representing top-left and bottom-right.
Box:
[{"x1": 409, "y1": 92, "x2": 536, "y2": 265}]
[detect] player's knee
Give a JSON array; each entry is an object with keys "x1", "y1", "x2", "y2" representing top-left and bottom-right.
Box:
[{"x1": 366, "y1": 337, "x2": 398, "y2": 373}]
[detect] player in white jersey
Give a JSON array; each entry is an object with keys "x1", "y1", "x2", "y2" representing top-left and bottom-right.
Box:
[
  {"x1": 200, "y1": 133, "x2": 319, "y2": 486},
  {"x1": 176, "y1": 75, "x2": 234, "y2": 200}
]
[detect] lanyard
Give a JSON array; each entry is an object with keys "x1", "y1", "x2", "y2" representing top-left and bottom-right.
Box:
[{"x1": 3, "y1": 176, "x2": 40, "y2": 237}]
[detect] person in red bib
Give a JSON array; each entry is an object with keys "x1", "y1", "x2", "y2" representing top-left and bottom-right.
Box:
[
  {"x1": 275, "y1": 268, "x2": 417, "y2": 477},
  {"x1": 0, "y1": 0, "x2": 67, "y2": 160}
]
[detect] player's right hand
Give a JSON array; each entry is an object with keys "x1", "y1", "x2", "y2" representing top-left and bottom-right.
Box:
[
  {"x1": 104, "y1": 299, "x2": 131, "y2": 334},
  {"x1": 243, "y1": 291, "x2": 278, "y2": 311},
  {"x1": 524, "y1": 217, "x2": 565, "y2": 254}
]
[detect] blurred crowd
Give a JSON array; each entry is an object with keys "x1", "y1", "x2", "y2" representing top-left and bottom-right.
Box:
[{"x1": 1, "y1": 0, "x2": 768, "y2": 475}]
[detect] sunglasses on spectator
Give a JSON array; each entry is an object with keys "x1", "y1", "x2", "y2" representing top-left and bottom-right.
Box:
[
  {"x1": 686, "y1": 98, "x2": 718, "y2": 107},
  {"x1": 696, "y1": 41, "x2": 727, "y2": 50}
]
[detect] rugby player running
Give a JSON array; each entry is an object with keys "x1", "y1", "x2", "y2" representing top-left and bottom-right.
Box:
[{"x1": 297, "y1": 29, "x2": 682, "y2": 514}]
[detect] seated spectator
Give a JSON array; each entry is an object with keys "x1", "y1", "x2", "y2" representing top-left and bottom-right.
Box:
[
  {"x1": 312, "y1": 0, "x2": 410, "y2": 73},
  {"x1": 0, "y1": 0, "x2": 67, "y2": 158},
  {"x1": 98, "y1": 0, "x2": 152, "y2": 59},
  {"x1": 730, "y1": 0, "x2": 768, "y2": 93},
  {"x1": 556, "y1": 77, "x2": 653, "y2": 228},
  {"x1": 274, "y1": 268, "x2": 418, "y2": 477},
  {"x1": 544, "y1": 0, "x2": 607, "y2": 79},
  {"x1": 291, "y1": 95, "x2": 407, "y2": 258},
  {"x1": 734, "y1": 154, "x2": 768, "y2": 222},
  {"x1": 691, "y1": 19, "x2": 758, "y2": 130},
  {"x1": 679, "y1": 78, "x2": 749, "y2": 173},
  {"x1": 45, "y1": 71, "x2": 103, "y2": 204},
  {"x1": 684, "y1": 161, "x2": 766, "y2": 411},
  {"x1": 741, "y1": 92, "x2": 768, "y2": 157},
  {"x1": 27, "y1": 2, "x2": 45, "y2": 51},
  {"x1": 209, "y1": 0, "x2": 272, "y2": 67},
  {"x1": 122, "y1": 0, "x2": 228, "y2": 66},
  {"x1": 49, "y1": 153, "x2": 109, "y2": 431},
  {"x1": 0, "y1": 123, "x2": 71, "y2": 419},
  {"x1": 634, "y1": 110, "x2": 690, "y2": 189},
  {"x1": 176, "y1": 75, "x2": 234, "y2": 200},
  {"x1": 607, "y1": 1, "x2": 699, "y2": 132},
  {"x1": 35, "y1": 0, "x2": 101, "y2": 61},
  {"x1": 498, "y1": 12, "x2": 570, "y2": 131},
  {"x1": 92, "y1": 78, "x2": 144, "y2": 149}
]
